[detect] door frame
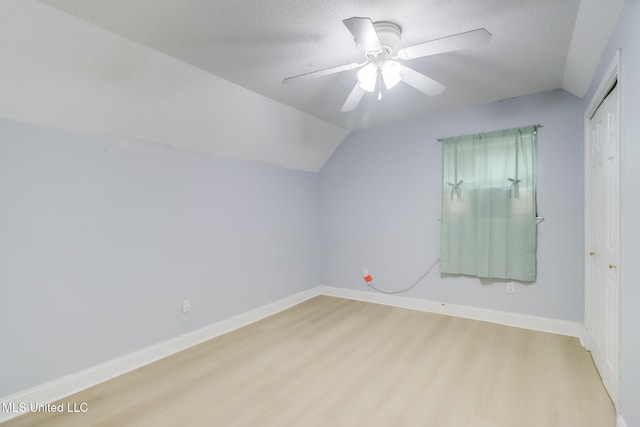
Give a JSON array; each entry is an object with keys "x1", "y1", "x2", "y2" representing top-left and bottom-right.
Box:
[{"x1": 584, "y1": 49, "x2": 622, "y2": 409}]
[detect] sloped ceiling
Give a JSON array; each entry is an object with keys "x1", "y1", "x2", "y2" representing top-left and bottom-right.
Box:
[
  {"x1": 0, "y1": 0, "x2": 623, "y2": 171},
  {"x1": 0, "y1": 1, "x2": 349, "y2": 172}
]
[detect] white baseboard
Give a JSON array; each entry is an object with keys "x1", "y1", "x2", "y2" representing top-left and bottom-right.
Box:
[
  {"x1": 617, "y1": 414, "x2": 627, "y2": 427},
  {"x1": 0, "y1": 287, "x2": 318, "y2": 423},
  {"x1": 317, "y1": 286, "x2": 582, "y2": 338},
  {"x1": 579, "y1": 324, "x2": 588, "y2": 348},
  {"x1": 1, "y1": 285, "x2": 583, "y2": 423}
]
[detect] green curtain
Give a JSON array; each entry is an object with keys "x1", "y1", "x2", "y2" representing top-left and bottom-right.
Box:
[{"x1": 440, "y1": 126, "x2": 538, "y2": 281}]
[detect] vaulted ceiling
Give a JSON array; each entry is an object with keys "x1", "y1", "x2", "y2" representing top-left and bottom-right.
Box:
[
  {"x1": 38, "y1": 0, "x2": 620, "y2": 129},
  {"x1": 0, "y1": 1, "x2": 623, "y2": 171}
]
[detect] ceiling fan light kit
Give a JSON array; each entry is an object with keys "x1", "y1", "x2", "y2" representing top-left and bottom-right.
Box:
[
  {"x1": 357, "y1": 60, "x2": 402, "y2": 93},
  {"x1": 283, "y1": 17, "x2": 492, "y2": 112}
]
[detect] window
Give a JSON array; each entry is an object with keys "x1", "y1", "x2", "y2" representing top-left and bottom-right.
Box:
[{"x1": 439, "y1": 125, "x2": 538, "y2": 281}]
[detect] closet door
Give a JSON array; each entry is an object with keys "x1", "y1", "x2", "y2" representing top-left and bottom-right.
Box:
[{"x1": 585, "y1": 81, "x2": 620, "y2": 409}]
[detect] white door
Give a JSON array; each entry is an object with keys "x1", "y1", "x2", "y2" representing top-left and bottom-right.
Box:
[{"x1": 585, "y1": 82, "x2": 620, "y2": 408}]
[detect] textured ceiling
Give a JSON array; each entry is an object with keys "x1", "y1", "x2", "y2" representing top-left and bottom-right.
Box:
[{"x1": 38, "y1": 0, "x2": 586, "y2": 130}]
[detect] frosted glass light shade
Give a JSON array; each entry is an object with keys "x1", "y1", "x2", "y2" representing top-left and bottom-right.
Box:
[
  {"x1": 357, "y1": 63, "x2": 378, "y2": 92},
  {"x1": 381, "y1": 60, "x2": 402, "y2": 89}
]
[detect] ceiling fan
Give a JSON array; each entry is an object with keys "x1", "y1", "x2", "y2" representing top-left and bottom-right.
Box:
[{"x1": 283, "y1": 17, "x2": 492, "y2": 112}]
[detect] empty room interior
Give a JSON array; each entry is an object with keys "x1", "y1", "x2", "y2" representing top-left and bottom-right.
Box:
[{"x1": 1, "y1": 1, "x2": 639, "y2": 426}]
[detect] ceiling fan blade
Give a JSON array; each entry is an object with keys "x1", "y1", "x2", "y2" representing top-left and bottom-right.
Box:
[
  {"x1": 341, "y1": 83, "x2": 366, "y2": 112},
  {"x1": 398, "y1": 28, "x2": 491, "y2": 60},
  {"x1": 343, "y1": 17, "x2": 383, "y2": 53},
  {"x1": 283, "y1": 62, "x2": 362, "y2": 84},
  {"x1": 400, "y1": 66, "x2": 446, "y2": 96}
]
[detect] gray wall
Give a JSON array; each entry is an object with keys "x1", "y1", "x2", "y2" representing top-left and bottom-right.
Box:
[
  {"x1": 319, "y1": 89, "x2": 584, "y2": 321},
  {"x1": 0, "y1": 119, "x2": 320, "y2": 397},
  {"x1": 585, "y1": 0, "x2": 640, "y2": 424}
]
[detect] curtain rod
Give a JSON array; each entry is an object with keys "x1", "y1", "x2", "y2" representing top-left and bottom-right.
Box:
[
  {"x1": 438, "y1": 216, "x2": 545, "y2": 224},
  {"x1": 437, "y1": 124, "x2": 544, "y2": 142}
]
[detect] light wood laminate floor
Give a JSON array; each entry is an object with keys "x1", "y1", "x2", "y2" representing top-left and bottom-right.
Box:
[{"x1": 2, "y1": 296, "x2": 615, "y2": 427}]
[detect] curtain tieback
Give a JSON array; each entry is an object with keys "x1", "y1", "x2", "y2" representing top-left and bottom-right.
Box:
[
  {"x1": 447, "y1": 180, "x2": 463, "y2": 200},
  {"x1": 508, "y1": 178, "x2": 521, "y2": 198}
]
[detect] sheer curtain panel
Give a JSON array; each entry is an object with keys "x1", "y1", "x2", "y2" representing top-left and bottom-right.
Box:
[{"x1": 439, "y1": 126, "x2": 538, "y2": 281}]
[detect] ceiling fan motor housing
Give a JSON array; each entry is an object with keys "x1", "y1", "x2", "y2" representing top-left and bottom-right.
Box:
[{"x1": 372, "y1": 21, "x2": 402, "y2": 55}]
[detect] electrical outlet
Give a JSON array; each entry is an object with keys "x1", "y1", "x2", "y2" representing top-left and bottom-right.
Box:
[
  {"x1": 506, "y1": 283, "x2": 515, "y2": 294},
  {"x1": 182, "y1": 299, "x2": 191, "y2": 313},
  {"x1": 362, "y1": 268, "x2": 369, "y2": 277}
]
